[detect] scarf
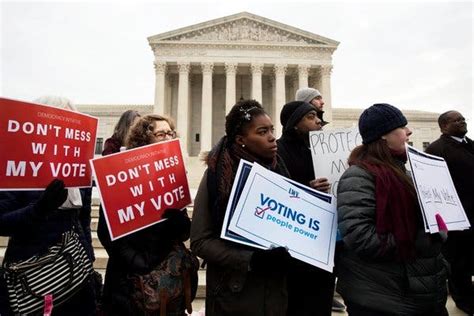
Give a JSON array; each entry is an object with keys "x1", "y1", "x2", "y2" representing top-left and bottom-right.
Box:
[
  {"x1": 206, "y1": 136, "x2": 288, "y2": 231},
  {"x1": 354, "y1": 150, "x2": 417, "y2": 260}
]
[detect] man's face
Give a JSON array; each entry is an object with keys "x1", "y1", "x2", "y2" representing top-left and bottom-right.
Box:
[
  {"x1": 310, "y1": 96, "x2": 324, "y2": 112},
  {"x1": 442, "y1": 111, "x2": 467, "y2": 138},
  {"x1": 295, "y1": 110, "x2": 322, "y2": 135}
]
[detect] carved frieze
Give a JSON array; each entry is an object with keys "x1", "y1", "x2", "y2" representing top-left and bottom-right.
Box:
[{"x1": 163, "y1": 18, "x2": 325, "y2": 45}]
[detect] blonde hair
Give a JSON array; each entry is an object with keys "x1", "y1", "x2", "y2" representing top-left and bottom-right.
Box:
[{"x1": 34, "y1": 95, "x2": 77, "y2": 111}]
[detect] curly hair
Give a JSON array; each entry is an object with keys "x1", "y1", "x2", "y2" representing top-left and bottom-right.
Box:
[
  {"x1": 225, "y1": 99, "x2": 267, "y2": 143},
  {"x1": 126, "y1": 114, "x2": 175, "y2": 149}
]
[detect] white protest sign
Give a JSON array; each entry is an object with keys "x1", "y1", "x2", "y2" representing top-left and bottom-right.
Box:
[
  {"x1": 407, "y1": 144, "x2": 470, "y2": 233},
  {"x1": 228, "y1": 163, "x2": 337, "y2": 272},
  {"x1": 220, "y1": 159, "x2": 266, "y2": 249},
  {"x1": 309, "y1": 127, "x2": 362, "y2": 196}
]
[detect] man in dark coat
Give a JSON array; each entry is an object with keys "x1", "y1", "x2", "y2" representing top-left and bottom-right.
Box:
[
  {"x1": 425, "y1": 110, "x2": 474, "y2": 315},
  {"x1": 277, "y1": 101, "x2": 336, "y2": 316}
]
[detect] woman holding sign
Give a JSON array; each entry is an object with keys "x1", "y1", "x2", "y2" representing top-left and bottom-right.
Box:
[
  {"x1": 336, "y1": 103, "x2": 448, "y2": 315},
  {"x1": 97, "y1": 114, "x2": 196, "y2": 316},
  {"x1": 191, "y1": 100, "x2": 292, "y2": 315},
  {"x1": 0, "y1": 96, "x2": 96, "y2": 316}
]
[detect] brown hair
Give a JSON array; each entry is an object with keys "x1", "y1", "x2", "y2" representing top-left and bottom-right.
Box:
[
  {"x1": 348, "y1": 139, "x2": 415, "y2": 193},
  {"x1": 113, "y1": 110, "x2": 140, "y2": 146},
  {"x1": 126, "y1": 114, "x2": 175, "y2": 149}
]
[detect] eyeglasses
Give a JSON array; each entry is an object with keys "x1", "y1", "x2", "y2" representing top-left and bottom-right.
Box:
[{"x1": 153, "y1": 130, "x2": 176, "y2": 139}]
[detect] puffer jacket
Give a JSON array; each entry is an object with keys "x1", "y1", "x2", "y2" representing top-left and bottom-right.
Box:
[{"x1": 336, "y1": 165, "x2": 448, "y2": 315}]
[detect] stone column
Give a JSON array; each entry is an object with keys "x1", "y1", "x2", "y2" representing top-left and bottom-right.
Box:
[
  {"x1": 225, "y1": 63, "x2": 238, "y2": 115},
  {"x1": 319, "y1": 65, "x2": 333, "y2": 123},
  {"x1": 274, "y1": 63, "x2": 287, "y2": 138},
  {"x1": 153, "y1": 61, "x2": 167, "y2": 114},
  {"x1": 177, "y1": 62, "x2": 190, "y2": 156},
  {"x1": 298, "y1": 64, "x2": 310, "y2": 89},
  {"x1": 201, "y1": 62, "x2": 214, "y2": 152},
  {"x1": 251, "y1": 63, "x2": 264, "y2": 103}
]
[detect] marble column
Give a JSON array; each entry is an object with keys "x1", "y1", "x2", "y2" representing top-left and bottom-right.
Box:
[
  {"x1": 251, "y1": 63, "x2": 264, "y2": 103},
  {"x1": 319, "y1": 65, "x2": 333, "y2": 123},
  {"x1": 177, "y1": 62, "x2": 190, "y2": 156},
  {"x1": 298, "y1": 64, "x2": 310, "y2": 89},
  {"x1": 225, "y1": 63, "x2": 238, "y2": 115},
  {"x1": 274, "y1": 63, "x2": 287, "y2": 138},
  {"x1": 201, "y1": 62, "x2": 214, "y2": 152},
  {"x1": 153, "y1": 61, "x2": 167, "y2": 115}
]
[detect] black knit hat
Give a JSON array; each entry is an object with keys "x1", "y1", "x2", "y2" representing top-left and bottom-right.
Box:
[
  {"x1": 359, "y1": 103, "x2": 408, "y2": 144},
  {"x1": 280, "y1": 101, "x2": 315, "y2": 132}
]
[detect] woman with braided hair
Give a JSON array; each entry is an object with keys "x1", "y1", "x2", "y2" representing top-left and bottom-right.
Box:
[{"x1": 191, "y1": 99, "x2": 292, "y2": 315}]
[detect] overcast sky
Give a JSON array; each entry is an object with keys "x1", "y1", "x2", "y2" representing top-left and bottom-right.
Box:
[{"x1": 1, "y1": 0, "x2": 473, "y2": 136}]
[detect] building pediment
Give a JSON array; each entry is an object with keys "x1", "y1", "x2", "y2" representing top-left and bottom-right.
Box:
[{"x1": 148, "y1": 12, "x2": 339, "y2": 48}]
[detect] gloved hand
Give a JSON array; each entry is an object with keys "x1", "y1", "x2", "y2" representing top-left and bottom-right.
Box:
[
  {"x1": 35, "y1": 179, "x2": 68, "y2": 215},
  {"x1": 250, "y1": 246, "x2": 292, "y2": 274},
  {"x1": 162, "y1": 208, "x2": 191, "y2": 241}
]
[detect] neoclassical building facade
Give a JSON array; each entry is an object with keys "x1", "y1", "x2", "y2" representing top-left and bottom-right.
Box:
[
  {"x1": 147, "y1": 12, "x2": 339, "y2": 156},
  {"x1": 77, "y1": 12, "x2": 441, "y2": 186}
]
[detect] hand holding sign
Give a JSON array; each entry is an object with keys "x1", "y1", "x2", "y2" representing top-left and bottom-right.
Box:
[
  {"x1": 309, "y1": 177, "x2": 331, "y2": 193},
  {"x1": 162, "y1": 208, "x2": 191, "y2": 241},
  {"x1": 250, "y1": 247, "x2": 292, "y2": 274},
  {"x1": 35, "y1": 179, "x2": 68, "y2": 215}
]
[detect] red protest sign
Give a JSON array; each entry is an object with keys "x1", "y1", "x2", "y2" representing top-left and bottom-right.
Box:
[
  {"x1": 91, "y1": 139, "x2": 191, "y2": 240},
  {"x1": 0, "y1": 97, "x2": 98, "y2": 190}
]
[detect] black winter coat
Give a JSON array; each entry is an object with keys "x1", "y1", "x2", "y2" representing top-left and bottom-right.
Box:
[
  {"x1": 277, "y1": 133, "x2": 315, "y2": 187},
  {"x1": 97, "y1": 209, "x2": 188, "y2": 315},
  {"x1": 277, "y1": 132, "x2": 335, "y2": 316}
]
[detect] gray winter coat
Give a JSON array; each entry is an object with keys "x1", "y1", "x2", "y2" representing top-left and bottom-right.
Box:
[{"x1": 336, "y1": 165, "x2": 448, "y2": 315}]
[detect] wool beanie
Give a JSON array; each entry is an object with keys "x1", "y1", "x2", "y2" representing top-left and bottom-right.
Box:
[
  {"x1": 359, "y1": 103, "x2": 408, "y2": 144},
  {"x1": 280, "y1": 101, "x2": 315, "y2": 132},
  {"x1": 295, "y1": 88, "x2": 321, "y2": 103}
]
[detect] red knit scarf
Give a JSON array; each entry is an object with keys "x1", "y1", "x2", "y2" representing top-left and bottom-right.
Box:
[{"x1": 355, "y1": 152, "x2": 417, "y2": 260}]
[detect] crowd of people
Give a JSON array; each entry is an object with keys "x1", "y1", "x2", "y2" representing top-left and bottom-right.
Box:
[{"x1": 0, "y1": 91, "x2": 472, "y2": 316}]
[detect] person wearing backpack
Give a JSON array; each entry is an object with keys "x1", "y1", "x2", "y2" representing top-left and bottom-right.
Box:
[{"x1": 97, "y1": 114, "x2": 197, "y2": 316}]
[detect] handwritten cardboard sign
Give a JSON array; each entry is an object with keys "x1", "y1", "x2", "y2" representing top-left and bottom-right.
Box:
[
  {"x1": 0, "y1": 97, "x2": 98, "y2": 189},
  {"x1": 407, "y1": 144, "x2": 470, "y2": 233},
  {"x1": 90, "y1": 139, "x2": 191, "y2": 240},
  {"x1": 309, "y1": 127, "x2": 362, "y2": 196}
]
